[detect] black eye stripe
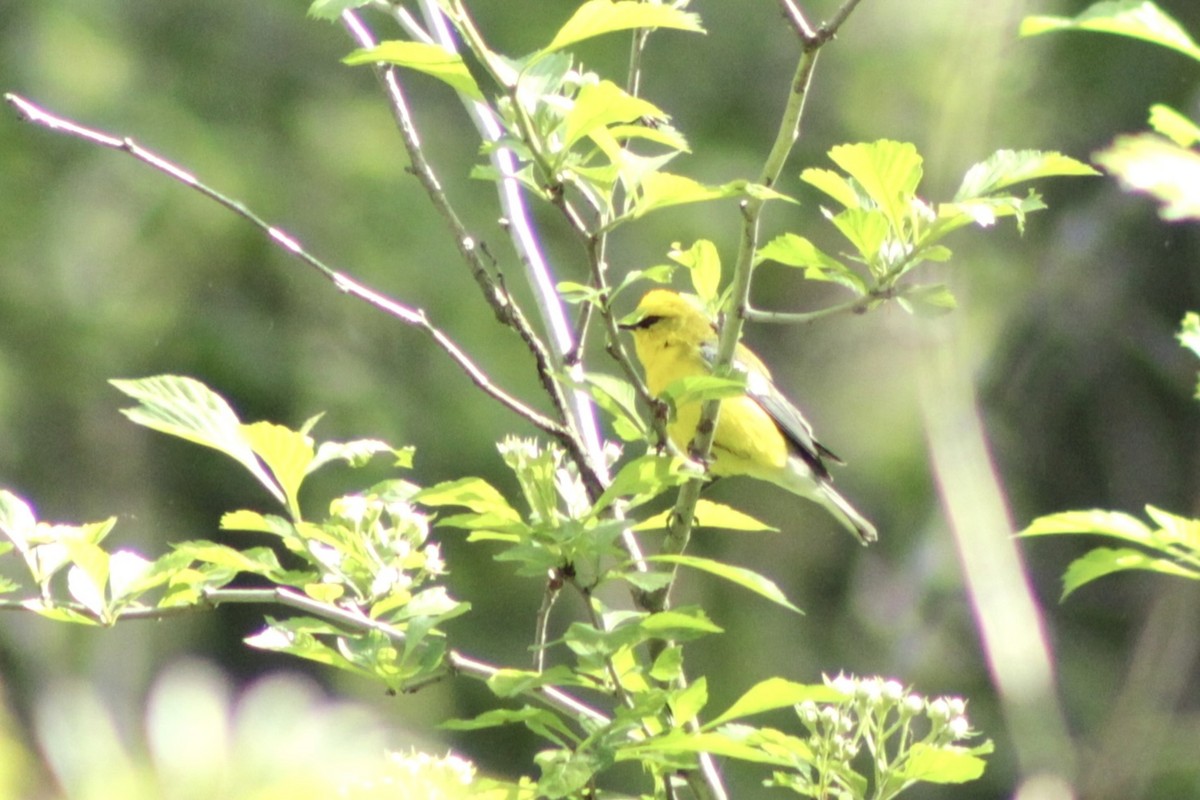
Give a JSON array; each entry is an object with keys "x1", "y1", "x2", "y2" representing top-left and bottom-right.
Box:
[{"x1": 628, "y1": 314, "x2": 663, "y2": 330}]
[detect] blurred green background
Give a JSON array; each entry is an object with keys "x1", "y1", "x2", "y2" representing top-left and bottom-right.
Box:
[{"x1": 2, "y1": 0, "x2": 1199, "y2": 797}]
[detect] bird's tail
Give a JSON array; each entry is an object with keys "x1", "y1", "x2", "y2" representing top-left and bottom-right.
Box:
[{"x1": 814, "y1": 482, "x2": 877, "y2": 545}]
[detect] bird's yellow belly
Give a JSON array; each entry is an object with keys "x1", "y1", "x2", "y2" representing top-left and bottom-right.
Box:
[{"x1": 669, "y1": 395, "x2": 789, "y2": 478}]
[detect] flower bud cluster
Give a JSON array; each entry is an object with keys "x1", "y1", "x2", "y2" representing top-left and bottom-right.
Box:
[{"x1": 327, "y1": 491, "x2": 444, "y2": 604}]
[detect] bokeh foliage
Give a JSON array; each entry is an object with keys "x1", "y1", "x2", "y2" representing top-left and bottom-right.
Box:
[{"x1": 3, "y1": 1, "x2": 1200, "y2": 798}]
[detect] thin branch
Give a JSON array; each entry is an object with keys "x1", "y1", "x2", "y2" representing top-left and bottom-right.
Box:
[
  {"x1": 3, "y1": 92, "x2": 570, "y2": 445},
  {"x1": 654, "y1": 0, "x2": 866, "y2": 610},
  {"x1": 745, "y1": 285, "x2": 899, "y2": 324}
]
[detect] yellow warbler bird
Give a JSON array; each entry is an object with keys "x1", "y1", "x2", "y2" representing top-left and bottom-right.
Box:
[{"x1": 619, "y1": 289, "x2": 876, "y2": 544}]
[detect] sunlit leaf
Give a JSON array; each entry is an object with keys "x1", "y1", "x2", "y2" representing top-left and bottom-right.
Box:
[
  {"x1": 242, "y1": 421, "x2": 315, "y2": 518},
  {"x1": 899, "y1": 742, "x2": 991, "y2": 783},
  {"x1": 756, "y1": 233, "x2": 865, "y2": 293},
  {"x1": 413, "y1": 477, "x2": 522, "y2": 522},
  {"x1": 668, "y1": 240, "x2": 722, "y2": 306},
  {"x1": 896, "y1": 284, "x2": 957, "y2": 317},
  {"x1": 1061, "y1": 546, "x2": 1200, "y2": 599},
  {"x1": 828, "y1": 207, "x2": 890, "y2": 264},
  {"x1": 1094, "y1": 133, "x2": 1200, "y2": 220},
  {"x1": 309, "y1": 439, "x2": 403, "y2": 473},
  {"x1": 343, "y1": 41, "x2": 483, "y2": 100},
  {"x1": 561, "y1": 80, "x2": 666, "y2": 152},
  {"x1": 955, "y1": 149, "x2": 1098, "y2": 200},
  {"x1": 111, "y1": 376, "x2": 285, "y2": 507},
  {"x1": 616, "y1": 729, "x2": 797, "y2": 767},
  {"x1": 705, "y1": 677, "x2": 844, "y2": 729},
  {"x1": 592, "y1": 454, "x2": 696, "y2": 513},
  {"x1": 633, "y1": 498, "x2": 777, "y2": 533},
  {"x1": 1019, "y1": 508, "x2": 1154, "y2": 544},
  {"x1": 800, "y1": 167, "x2": 860, "y2": 209},
  {"x1": 573, "y1": 372, "x2": 647, "y2": 442},
  {"x1": 647, "y1": 554, "x2": 801, "y2": 614},
  {"x1": 1148, "y1": 103, "x2": 1200, "y2": 147},
  {"x1": 827, "y1": 140, "x2": 923, "y2": 232},
  {"x1": 1020, "y1": 1, "x2": 1200, "y2": 63},
  {"x1": 545, "y1": 0, "x2": 704, "y2": 53}
]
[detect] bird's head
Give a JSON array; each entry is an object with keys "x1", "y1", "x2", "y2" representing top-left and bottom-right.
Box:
[{"x1": 618, "y1": 290, "x2": 715, "y2": 349}]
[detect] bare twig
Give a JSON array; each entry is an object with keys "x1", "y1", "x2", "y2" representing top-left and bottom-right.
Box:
[{"x1": 3, "y1": 92, "x2": 568, "y2": 442}]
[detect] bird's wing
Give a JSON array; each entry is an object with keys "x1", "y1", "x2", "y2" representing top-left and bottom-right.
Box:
[{"x1": 700, "y1": 341, "x2": 840, "y2": 480}]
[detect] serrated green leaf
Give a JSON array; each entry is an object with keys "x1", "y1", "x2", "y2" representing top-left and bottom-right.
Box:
[
  {"x1": 899, "y1": 742, "x2": 989, "y2": 783},
  {"x1": 956, "y1": 149, "x2": 1098, "y2": 200},
  {"x1": 705, "y1": 677, "x2": 844, "y2": 729},
  {"x1": 624, "y1": 173, "x2": 787, "y2": 222},
  {"x1": 572, "y1": 372, "x2": 647, "y2": 442},
  {"x1": 756, "y1": 233, "x2": 865, "y2": 293},
  {"x1": 1020, "y1": 1, "x2": 1200, "y2": 63},
  {"x1": 616, "y1": 729, "x2": 797, "y2": 767},
  {"x1": 827, "y1": 140, "x2": 923, "y2": 232},
  {"x1": 1144, "y1": 504, "x2": 1200, "y2": 550},
  {"x1": 668, "y1": 240, "x2": 722, "y2": 306},
  {"x1": 1019, "y1": 508, "x2": 1154, "y2": 544},
  {"x1": 413, "y1": 477, "x2": 522, "y2": 522},
  {"x1": 1148, "y1": 104, "x2": 1200, "y2": 147},
  {"x1": 661, "y1": 374, "x2": 747, "y2": 408},
  {"x1": 897, "y1": 284, "x2": 957, "y2": 317},
  {"x1": 828, "y1": 207, "x2": 890, "y2": 264},
  {"x1": 647, "y1": 554, "x2": 801, "y2": 614},
  {"x1": 111, "y1": 376, "x2": 286, "y2": 507},
  {"x1": 561, "y1": 80, "x2": 665, "y2": 152},
  {"x1": 343, "y1": 41, "x2": 483, "y2": 100},
  {"x1": 1062, "y1": 546, "x2": 1200, "y2": 599},
  {"x1": 309, "y1": 438, "x2": 401, "y2": 473},
  {"x1": 486, "y1": 665, "x2": 581, "y2": 698},
  {"x1": 801, "y1": 167, "x2": 859, "y2": 208},
  {"x1": 634, "y1": 498, "x2": 777, "y2": 533},
  {"x1": 242, "y1": 421, "x2": 314, "y2": 518},
  {"x1": 592, "y1": 454, "x2": 696, "y2": 513},
  {"x1": 545, "y1": 0, "x2": 704, "y2": 53},
  {"x1": 1094, "y1": 133, "x2": 1200, "y2": 220}
]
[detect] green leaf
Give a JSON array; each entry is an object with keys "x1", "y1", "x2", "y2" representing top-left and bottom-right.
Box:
[
  {"x1": 800, "y1": 167, "x2": 859, "y2": 208},
  {"x1": 1062, "y1": 546, "x2": 1200, "y2": 598},
  {"x1": 661, "y1": 374, "x2": 747, "y2": 409},
  {"x1": 561, "y1": 80, "x2": 666, "y2": 152},
  {"x1": 111, "y1": 376, "x2": 286, "y2": 507},
  {"x1": 241, "y1": 421, "x2": 315, "y2": 518},
  {"x1": 955, "y1": 149, "x2": 1098, "y2": 200},
  {"x1": 1094, "y1": 133, "x2": 1200, "y2": 220},
  {"x1": 1144, "y1": 504, "x2": 1200, "y2": 550},
  {"x1": 307, "y1": 0, "x2": 371, "y2": 19},
  {"x1": 705, "y1": 678, "x2": 844, "y2": 729},
  {"x1": 1020, "y1": 1, "x2": 1200, "y2": 63},
  {"x1": 545, "y1": 0, "x2": 704, "y2": 53},
  {"x1": 670, "y1": 676, "x2": 709, "y2": 727},
  {"x1": 668, "y1": 240, "x2": 722, "y2": 306},
  {"x1": 638, "y1": 606, "x2": 723, "y2": 639},
  {"x1": 647, "y1": 554, "x2": 801, "y2": 614},
  {"x1": 592, "y1": 454, "x2": 696, "y2": 513},
  {"x1": 414, "y1": 477, "x2": 522, "y2": 522},
  {"x1": 616, "y1": 729, "x2": 798, "y2": 767},
  {"x1": 896, "y1": 284, "x2": 957, "y2": 317},
  {"x1": 756, "y1": 233, "x2": 865, "y2": 294},
  {"x1": 634, "y1": 498, "x2": 777, "y2": 533},
  {"x1": 1148, "y1": 104, "x2": 1200, "y2": 147},
  {"x1": 625, "y1": 173, "x2": 787, "y2": 222},
  {"x1": 442, "y1": 706, "x2": 577, "y2": 746},
  {"x1": 486, "y1": 666, "x2": 581, "y2": 698},
  {"x1": 309, "y1": 438, "x2": 403, "y2": 473},
  {"x1": 828, "y1": 207, "x2": 890, "y2": 264},
  {"x1": 1019, "y1": 508, "x2": 1154, "y2": 544},
  {"x1": 343, "y1": 41, "x2": 483, "y2": 101},
  {"x1": 827, "y1": 140, "x2": 923, "y2": 232},
  {"x1": 1178, "y1": 313, "x2": 1200, "y2": 398},
  {"x1": 571, "y1": 372, "x2": 647, "y2": 442},
  {"x1": 899, "y1": 742, "x2": 990, "y2": 784}
]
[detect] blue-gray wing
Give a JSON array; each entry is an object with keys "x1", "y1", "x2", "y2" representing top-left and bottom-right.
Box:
[{"x1": 699, "y1": 342, "x2": 841, "y2": 480}]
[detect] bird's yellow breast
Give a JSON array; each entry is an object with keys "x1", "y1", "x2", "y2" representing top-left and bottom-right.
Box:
[{"x1": 632, "y1": 324, "x2": 788, "y2": 477}]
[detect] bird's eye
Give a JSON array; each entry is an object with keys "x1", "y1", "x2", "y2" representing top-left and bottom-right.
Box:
[{"x1": 629, "y1": 315, "x2": 663, "y2": 330}]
